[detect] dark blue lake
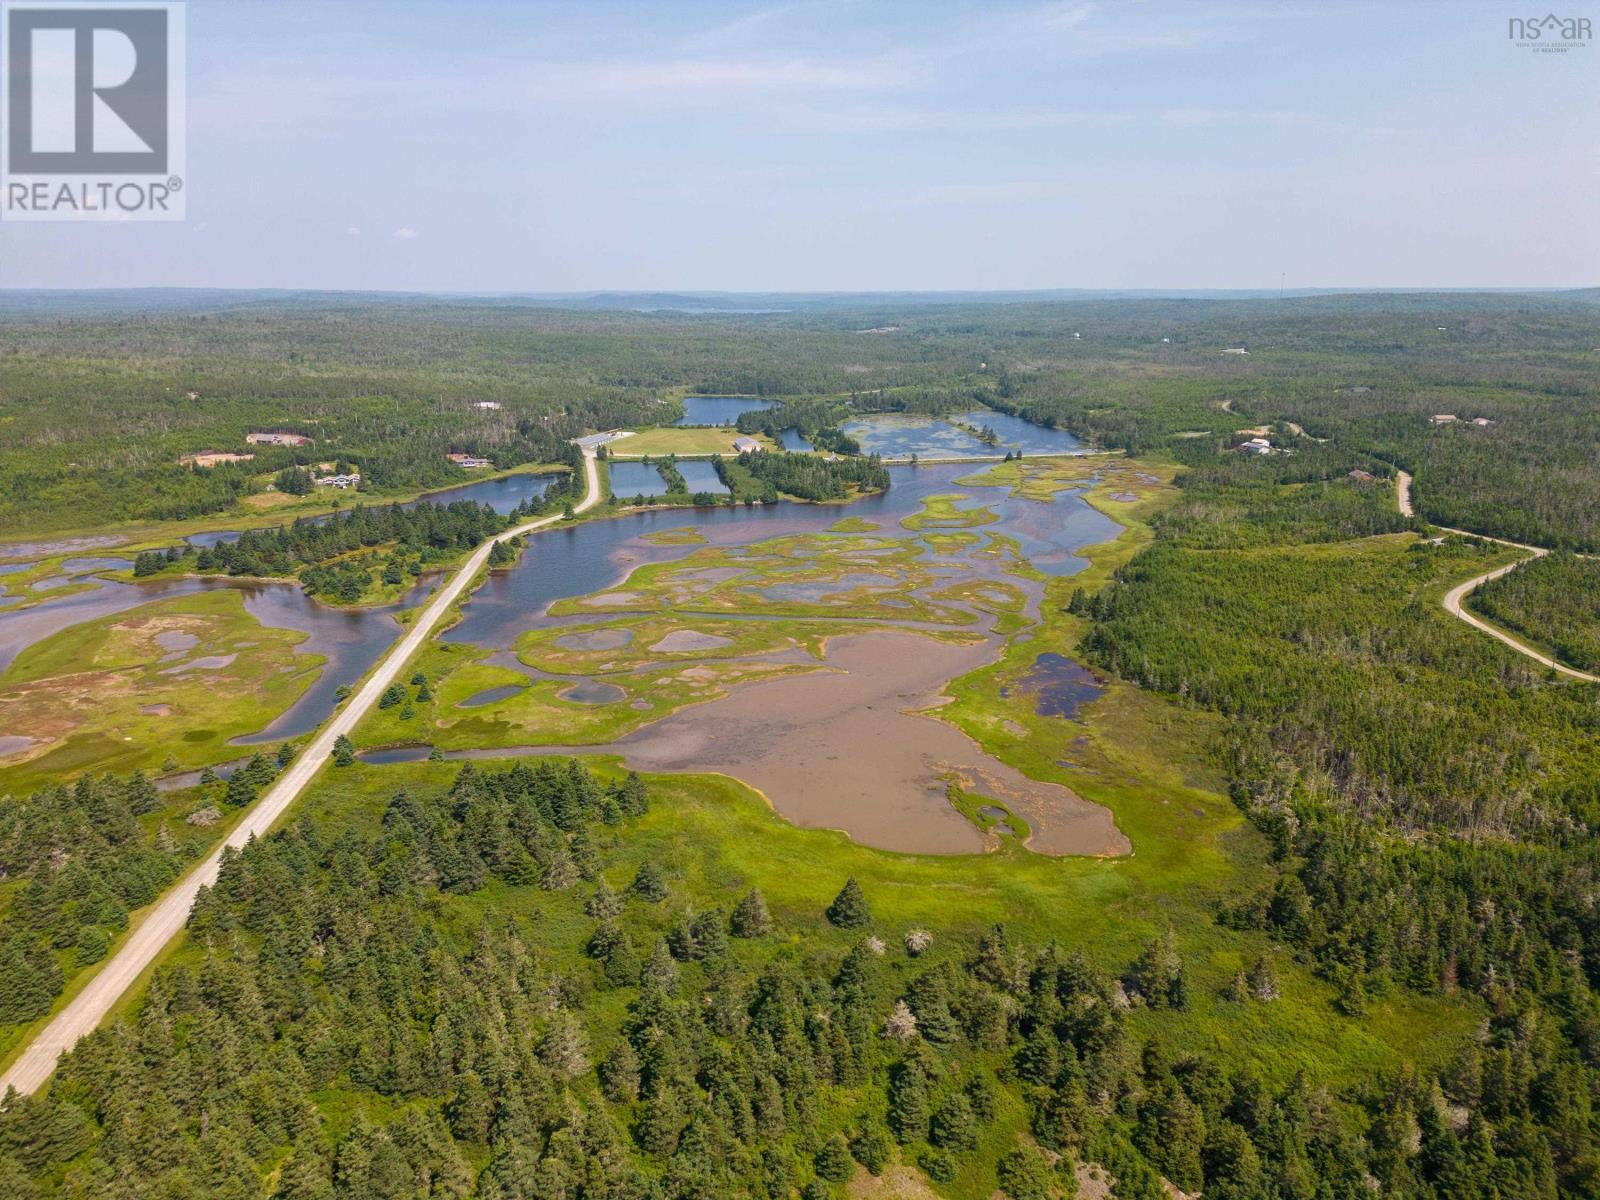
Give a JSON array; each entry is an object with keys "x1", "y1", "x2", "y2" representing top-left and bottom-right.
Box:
[{"x1": 675, "y1": 396, "x2": 774, "y2": 426}]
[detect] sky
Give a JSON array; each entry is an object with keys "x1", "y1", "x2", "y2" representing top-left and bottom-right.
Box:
[{"x1": 1, "y1": 0, "x2": 1596, "y2": 291}]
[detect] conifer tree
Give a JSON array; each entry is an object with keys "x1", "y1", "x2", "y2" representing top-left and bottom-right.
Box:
[
  {"x1": 827, "y1": 878, "x2": 871, "y2": 929},
  {"x1": 632, "y1": 860, "x2": 667, "y2": 902},
  {"x1": 731, "y1": 888, "x2": 772, "y2": 937}
]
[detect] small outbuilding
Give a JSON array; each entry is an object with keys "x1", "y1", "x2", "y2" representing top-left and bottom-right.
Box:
[{"x1": 732, "y1": 436, "x2": 762, "y2": 454}]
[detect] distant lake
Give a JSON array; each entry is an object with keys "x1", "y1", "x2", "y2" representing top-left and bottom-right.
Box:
[
  {"x1": 609, "y1": 460, "x2": 729, "y2": 497},
  {"x1": 675, "y1": 396, "x2": 774, "y2": 427}
]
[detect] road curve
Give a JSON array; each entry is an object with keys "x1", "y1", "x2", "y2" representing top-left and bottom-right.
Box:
[
  {"x1": 0, "y1": 450, "x2": 603, "y2": 1098},
  {"x1": 1395, "y1": 470, "x2": 1599, "y2": 683}
]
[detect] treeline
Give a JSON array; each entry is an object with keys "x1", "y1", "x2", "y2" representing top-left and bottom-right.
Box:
[
  {"x1": 133, "y1": 487, "x2": 578, "y2": 601},
  {"x1": 716, "y1": 450, "x2": 890, "y2": 502},
  {"x1": 8, "y1": 293, "x2": 1597, "y2": 545},
  {"x1": 4, "y1": 758, "x2": 1562, "y2": 1199},
  {"x1": 1470, "y1": 552, "x2": 1600, "y2": 672}
]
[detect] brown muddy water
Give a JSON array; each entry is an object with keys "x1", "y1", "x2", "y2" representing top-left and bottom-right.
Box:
[{"x1": 428, "y1": 628, "x2": 1129, "y2": 858}]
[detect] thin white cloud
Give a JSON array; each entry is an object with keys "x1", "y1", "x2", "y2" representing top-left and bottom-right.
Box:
[
  {"x1": 346, "y1": 226, "x2": 361, "y2": 237},
  {"x1": 393, "y1": 227, "x2": 418, "y2": 240}
]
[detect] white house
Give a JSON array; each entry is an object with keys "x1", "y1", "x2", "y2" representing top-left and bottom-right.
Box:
[{"x1": 732, "y1": 436, "x2": 762, "y2": 454}]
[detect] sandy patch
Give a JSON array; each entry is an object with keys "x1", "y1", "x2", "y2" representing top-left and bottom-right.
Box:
[
  {"x1": 846, "y1": 1165, "x2": 941, "y2": 1200},
  {"x1": 649, "y1": 629, "x2": 735, "y2": 653},
  {"x1": 140, "y1": 703, "x2": 173, "y2": 716},
  {"x1": 0, "y1": 535, "x2": 121, "y2": 560}
]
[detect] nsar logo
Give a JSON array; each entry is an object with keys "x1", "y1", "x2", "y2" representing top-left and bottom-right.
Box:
[
  {"x1": 1507, "y1": 12, "x2": 1591, "y2": 51},
  {"x1": 1, "y1": 1, "x2": 186, "y2": 220}
]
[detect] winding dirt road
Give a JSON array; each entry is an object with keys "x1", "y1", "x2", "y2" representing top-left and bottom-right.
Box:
[
  {"x1": 1396, "y1": 470, "x2": 1598, "y2": 683},
  {"x1": 0, "y1": 450, "x2": 602, "y2": 1098}
]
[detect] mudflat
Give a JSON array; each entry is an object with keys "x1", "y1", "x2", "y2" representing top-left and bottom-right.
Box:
[{"x1": 588, "y1": 628, "x2": 1128, "y2": 856}]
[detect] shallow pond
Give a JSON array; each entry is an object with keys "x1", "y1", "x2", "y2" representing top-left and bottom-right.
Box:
[
  {"x1": 843, "y1": 410, "x2": 1083, "y2": 459},
  {"x1": 460, "y1": 684, "x2": 526, "y2": 708},
  {"x1": 609, "y1": 460, "x2": 729, "y2": 497},
  {"x1": 556, "y1": 627, "x2": 633, "y2": 651},
  {"x1": 562, "y1": 680, "x2": 626, "y2": 704},
  {"x1": 1002, "y1": 653, "x2": 1104, "y2": 718},
  {"x1": 0, "y1": 734, "x2": 35, "y2": 758}
]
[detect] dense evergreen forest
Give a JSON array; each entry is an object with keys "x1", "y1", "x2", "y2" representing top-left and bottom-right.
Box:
[
  {"x1": 7, "y1": 758, "x2": 1559, "y2": 1200},
  {"x1": 1077, "y1": 451, "x2": 1600, "y2": 1193},
  {"x1": 715, "y1": 450, "x2": 890, "y2": 502},
  {"x1": 0, "y1": 757, "x2": 285, "y2": 1027},
  {"x1": 127, "y1": 495, "x2": 573, "y2": 603}
]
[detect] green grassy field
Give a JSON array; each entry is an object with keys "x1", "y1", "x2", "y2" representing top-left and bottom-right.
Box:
[{"x1": 608, "y1": 427, "x2": 780, "y2": 458}]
